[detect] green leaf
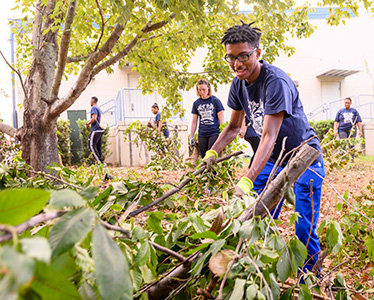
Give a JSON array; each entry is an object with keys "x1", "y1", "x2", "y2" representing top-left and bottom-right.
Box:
[
  {"x1": 49, "y1": 189, "x2": 86, "y2": 208},
  {"x1": 276, "y1": 249, "x2": 292, "y2": 283},
  {"x1": 298, "y1": 284, "x2": 312, "y2": 300},
  {"x1": 133, "y1": 240, "x2": 151, "y2": 267},
  {"x1": 326, "y1": 220, "x2": 343, "y2": 254},
  {"x1": 0, "y1": 245, "x2": 35, "y2": 298},
  {"x1": 31, "y1": 254, "x2": 80, "y2": 300},
  {"x1": 79, "y1": 186, "x2": 99, "y2": 200},
  {"x1": 259, "y1": 248, "x2": 279, "y2": 264},
  {"x1": 246, "y1": 284, "x2": 258, "y2": 300},
  {"x1": 0, "y1": 189, "x2": 50, "y2": 225},
  {"x1": 279, "y1": 286, "x2": 294, "y2": 300},
  {"x1": 49, "y1": 207, "x2": 95, "y2": 259},
  {"x1": 146, "y1": 212, "x2": 165, "y2": 234},
  {"x1": 79, "y1": 282, "x2": 99, "y2": 300},
  {"x1": 189, "y1": 213, "x2": 208, "y2": 233},
  {"x1": 229, "y1": 278, "x2": 245, "y2": 300},
  {"x1": 132, "y1": 226, "x2": 146, "y2": 241},
  {"x1": 190, "y1": 231, "x2": 217, "y2": 240},
  {"x1": 21, "y1": 237, "x2": 52, "y2": 263},
  {"x1": 92, "y1": 224, "x2": 132, "y2": 300}
]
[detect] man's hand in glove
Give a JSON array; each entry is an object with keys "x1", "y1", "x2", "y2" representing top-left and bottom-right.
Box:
[
  {"x1": 234, "y1": 177, "x2": 254, "y2": 197},
  {"x1": 202, "y1": 149, "x2": 218, "y2": 170}
]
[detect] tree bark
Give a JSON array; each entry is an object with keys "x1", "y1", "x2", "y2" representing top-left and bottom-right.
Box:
[{"x1": 144, "y1": 144, "x2": 320, "y2": 300}]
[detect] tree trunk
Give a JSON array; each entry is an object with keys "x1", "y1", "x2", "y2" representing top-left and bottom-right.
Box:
[{"x1": 19, "y1": 0, "x2": 59, "y2": 172}]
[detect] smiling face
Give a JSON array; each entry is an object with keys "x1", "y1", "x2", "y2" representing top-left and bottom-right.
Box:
[
  {"x1": 197, "y1": 84, "x2": 210, "y2": 99},
  {"x1": 344, "y1": 99, "x2": 352, "y2": 109},
  {"x1": 225, "y1": 42, "x2": 262, "y2": 84},
  {"x1": 151, "y1": 107, "x2": 158, "y2": 115}
]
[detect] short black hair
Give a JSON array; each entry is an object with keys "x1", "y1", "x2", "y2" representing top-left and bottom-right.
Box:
[
  {"x1": 152, "y1": 103, "x2": 159, "y2": 109},
  {"x1": 221, "y1": 21, "x2": 262, "y2": 48},
  {"x1": 91, "y1": 96, "x2": 98, "y2": 103},
  {"x1": 345, "y1": 97, "x2": 352, "y2": 102}
]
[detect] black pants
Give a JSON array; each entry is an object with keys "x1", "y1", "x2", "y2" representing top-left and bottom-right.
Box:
[
  {"x1": 198, "y1": 135, "x2": 219, "y2": 158},
  {"x1": 89, "y1": 130, "x2": 105, "y2": 164},
  {"x1": 245, "y1": 136, "x2": 261, "y2": 168}
]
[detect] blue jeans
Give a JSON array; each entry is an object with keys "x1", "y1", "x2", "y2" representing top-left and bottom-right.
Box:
[{"x1": 253, "y1": 160, "x2": 325, "y2": 274}]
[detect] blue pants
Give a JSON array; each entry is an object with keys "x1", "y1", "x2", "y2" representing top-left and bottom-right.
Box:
[{"x1": 253, "y1": 160, "x2": 325, "y2": 273}]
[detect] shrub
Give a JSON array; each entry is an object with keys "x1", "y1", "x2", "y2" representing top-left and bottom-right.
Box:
[
  {"x1": 0, "y1": 132, "x2": 20, "y2": 165},
  {"x1": 76, "y1": 119, "x2": 110, "y2": 165},
  {"x1": 309, "y1": 119, "x2": 334, "y2": 141},
  {"x1": 56, "y1": 119, "x2": 73, "y2": 165}
]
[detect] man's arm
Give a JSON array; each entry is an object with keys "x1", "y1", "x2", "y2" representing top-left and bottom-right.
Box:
[
  {"x1": 357, "y1": 122, "x2": 363, "y2": 138},
  {"x1": 244, "y1": 112, "x2": 284, "y2": 182},
  {"x1": 157, "y1": 120, "x2": 162, "y2": 135},
  {"x1": 86, "y1": 113, "x2": 97, "y2": 128},
  {"x1": 333, "y1": 121, "x2": 339, "y2": 137},
  {"x1": 211, "y1": 109, "x2": 245, "y2": 154}
]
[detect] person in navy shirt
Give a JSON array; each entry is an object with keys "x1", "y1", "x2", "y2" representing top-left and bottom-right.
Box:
[
  {"x1": 86, "y1": 96, "x2": 105, "y2": 165},
  {"x1": 190, "y1": 78, "x2": 225, "y2": 158},
  {"x1": 334, "y1": 97, "x2": 363, "y2": 139},
  {"x1": 203, "y1": 22, "x2": 325, "y2": 278},
  {"x1": 151, "y1": 103, "x2": 169, "y2": 138}
]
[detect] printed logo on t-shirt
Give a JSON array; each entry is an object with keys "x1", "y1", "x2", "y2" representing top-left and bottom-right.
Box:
[
  {"x1": 197, "y1": 103, "x2": 215, "y2": 125},
  {"x1": 247, "y1": 98, "x2": 264, "y2": 136},
  {"x1": 342, "y1": 112, "x2": 354, "y2": 124}
]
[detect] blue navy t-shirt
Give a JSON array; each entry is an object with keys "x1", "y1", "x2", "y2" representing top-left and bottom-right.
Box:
[
  {"x1": 244, "y1": 116, "x2": 259, "y2": 139},
  {"x1": 335, "y1": 108, "x2": 362, "y2": 133},
  {"x1": 191, "y1": 95, "x2": 225, "y2": 137},
  {"x1": 228, "y1": 60, "x2": 322, "y2": 165},
  {"x1": 90, "y1": 105, "x2": 102, "y2": 131},
  {"x1": 155, "y1": 111, "x2": 170, "y2": 137}
]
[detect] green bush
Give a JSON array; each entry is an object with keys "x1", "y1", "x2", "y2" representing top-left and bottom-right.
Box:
[
  {"x1": 76, "y1": 119, "x2": 110, "y2": 165},
  {"x1": 309, "y1": 119, "x2": 334, "y2": 141},
  {"x1": 0, "y1": 132, "x2": 20, "y2": 165},
  {"x1": 56, "y1": 119, "x2": 73, "y2": 165}
]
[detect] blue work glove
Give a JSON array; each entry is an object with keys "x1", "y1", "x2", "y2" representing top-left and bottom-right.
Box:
[
  {"x1": 234, "y1": 177, "x2": 254, "y2": 197},
  {"x1": 202, "y1": 149, "x2": 218, "y2": 170}
]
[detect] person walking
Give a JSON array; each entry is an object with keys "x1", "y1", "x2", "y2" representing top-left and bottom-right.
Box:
[
  {"x1": 334, "y1": 97, "x2": 363, "y2": 139},
  {"x1": 203, "y1": 22, "x2": 325, "y2": 277},
  {"x1": 151, "y1": 103, "x2": 170, "y2": 138},
  {"x1": 86, "y1": 96, "x2": 105, "y2": 165},
  {"x1": 190, "y1": 78, "x2": 225, "y2": 158}
]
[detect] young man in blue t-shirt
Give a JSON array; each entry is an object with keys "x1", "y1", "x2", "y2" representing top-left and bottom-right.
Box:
[
  {"x1": 86, "y1": 96, "x2": 105, "y2": 165},
  {"x1": 203, "y1": 22, "x2": 325, "y2": 277},
  {"x1": 334, "y1": 97, "x2": 363, "y2": 139},
  {"x1": 151, "y1": 103, "x2": 169, "y2": 138}
]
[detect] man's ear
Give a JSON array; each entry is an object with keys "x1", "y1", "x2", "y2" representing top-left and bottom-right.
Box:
[{"x1": 256, "y1": 48, "x2": 262, "y2": 60}]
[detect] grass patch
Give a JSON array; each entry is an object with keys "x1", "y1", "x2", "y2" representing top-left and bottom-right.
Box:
[{"x1": 357, "y1": 154, "x2": 374, "y2": 163}]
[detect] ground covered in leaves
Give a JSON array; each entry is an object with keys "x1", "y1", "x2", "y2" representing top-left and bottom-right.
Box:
[{"x1": 100, "y1": 155, "x2": 374, "y2": 297}]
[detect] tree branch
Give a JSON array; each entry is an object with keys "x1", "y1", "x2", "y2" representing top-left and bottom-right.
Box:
[
  {"x1": 49, "y1": 23, "x2": 125, "y2": 118},
  {"x1": 66, "y1": 54, "x2": 90, "y2": 63},
  {"x1": 94, "y1": 0, "x2": 105, "y2": 52},
  {"x1": 0, "y1": 211, "x2": 66, "y2": 243},
  {"x1": 99, "y1": 219, "x2": 131, "y2": 237},
  {"x1": 150, "y1": 241, "x2": 186, "y2": 262},
  {"x1": 0, "y1": 50, "x2": 27, "y2": 100},
  {"x1": 91, "y1": 14, "x2": 176, "y2": 77},
  {"x1": 0, "y1": 122, "x2": 18, "y2": 139},
  {"x1": 128, "y1": 151, "x2": 243, "y2": 218},
  {"x1": 50, "y1": 0, "x2": 77, "y2": 99}
]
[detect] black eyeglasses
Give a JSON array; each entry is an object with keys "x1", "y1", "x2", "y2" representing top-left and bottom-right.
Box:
[{"x1": 224, "y1": 48, "x2": 258, "y2": 63}]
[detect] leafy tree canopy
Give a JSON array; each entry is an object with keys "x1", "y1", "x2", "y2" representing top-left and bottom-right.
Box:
[{"x1": 11, "y1": 0, "x2": 372, "y2": 119}]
